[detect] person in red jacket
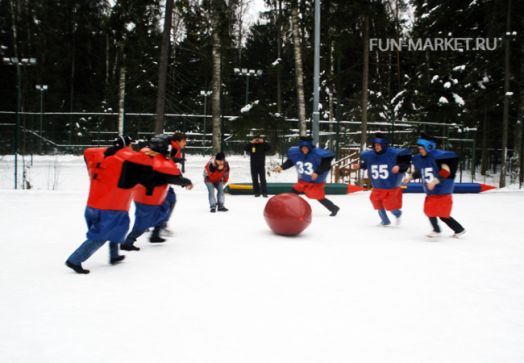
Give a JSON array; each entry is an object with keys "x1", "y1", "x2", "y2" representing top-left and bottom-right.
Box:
[
  {"x1": 120, "y1": 136, "x2": 193, "y2": 251},
  {"x1": 160, "y1": 132, "x2": 189, "y2": 236},
  {"x1": 204, "y1": 152, "x2": 230, "y2": 212}
]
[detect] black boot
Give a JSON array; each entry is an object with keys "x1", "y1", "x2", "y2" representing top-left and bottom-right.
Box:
[
  {"x1": 110, "y1": 255, "x2": 126, "y2": 265},
  {"x1": 149, "y1": 236, "x2": 166, "y2": 243},
  {"x1": 217, "y1": 206, "x2": 229, "y2": 212},
  {"x1": 120, "y1": 243, "x2": 140, "y2": 251},
  {"x1": 149, "y1": 227, "x2": 166, "y2": 243},
  {"x1": 318, "y1": 198, "x2": 340, "y2": 216},
  {"x1": 329, "y1": 205, "x2": 340, "y2": 216},
  {"x1": 65, "y1": 260, "x2": 90, "y2": 274}
]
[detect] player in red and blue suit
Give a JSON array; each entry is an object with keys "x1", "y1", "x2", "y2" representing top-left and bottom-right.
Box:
[
  {"x1": 275, "y1": 136, "x2": 340, "y2": 216},
  {"x1": 65, "y1": 136, "x2": 191, "y2": 274},
  {"x1": 65, "y1": 136, "x2": 137, "y2": 274},
  {"x1": 159, "y1": 132, "x2": 188, "y2": 236},
  {"x1": 120, "y1": 135, "x2": 193, "y2": 251},
  {"x1": 353, "y1": 133, "x2": 411, "y2": 225},
  {"x1": 404, "y1": 135, "x2": 466, "y2": 238}
]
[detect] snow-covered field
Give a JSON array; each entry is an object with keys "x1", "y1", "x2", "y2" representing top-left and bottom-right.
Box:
[{"x1": 1, "y1": 154, "x2": 524, "y2": 363}]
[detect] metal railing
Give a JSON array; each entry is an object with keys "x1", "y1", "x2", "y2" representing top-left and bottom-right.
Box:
[{"x1": 330, "y1": 148, "x2": 361, "y2": 184}]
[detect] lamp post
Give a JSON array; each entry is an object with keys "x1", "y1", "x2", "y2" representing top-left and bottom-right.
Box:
[
  {"x1": 311, "y1": 0, "x2": 321, "y2": 145},
  {"x1": 233, "y1": 68, "x2": 263, "y2": 105},
  {"x1": 200, "y1": 90, "x2": 212, "y2": 152},
  {"x1": 35, "y1": 84, "x2": 48, "y2": 154},
  {"x1": 3, "y1": 57, "x2": 37, "y2": 189}
]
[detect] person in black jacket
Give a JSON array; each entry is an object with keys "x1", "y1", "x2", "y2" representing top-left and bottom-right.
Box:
[{"x1": 244, "y1": 135, "x2": 270, "y2": 197}]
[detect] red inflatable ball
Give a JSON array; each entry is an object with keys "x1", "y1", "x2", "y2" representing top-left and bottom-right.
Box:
[{"x1": 263, "y1": 193, "x2": 312, "y2": 236}]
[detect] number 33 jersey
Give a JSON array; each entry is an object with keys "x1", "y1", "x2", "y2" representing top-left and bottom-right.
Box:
[
  {"x1": 360, "y1": 147, "x2": 412, "y2": 189},
  {"x1": 287, "y1": 146, "x2": 334, "y2": 184}
]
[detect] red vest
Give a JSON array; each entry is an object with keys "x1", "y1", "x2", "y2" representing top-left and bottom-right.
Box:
[
  {"x1": 85, "y1": 147, "x2": 138, "y2": 211},
  {"x1": 133, "y1": 149, "x2": 181, "y2": 205},
  {"x1": 133, "y1": 184, "x2": 169, "y2": 206}
]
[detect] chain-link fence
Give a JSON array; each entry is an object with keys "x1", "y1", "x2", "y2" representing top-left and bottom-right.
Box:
[{"x1": 1, "y1": 110, "x2": 522, "y2": 188}]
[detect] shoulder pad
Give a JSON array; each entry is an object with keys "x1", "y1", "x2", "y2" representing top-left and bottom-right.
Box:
[
  {"x1": 152, "y1": 156, "x2": 180, "y2": 176},
  {"x1": 84, "y1": 147, "x2": 106, "y2": 160},
  {"x1": 287, "y1": 146, "x2": 301, "y2": 159},
  {"x1": 387, "y1": 147, "x2": 412, "y2": 156},
  {"x1": 360, "y1": 149, "x2": 374, "y2": 160},
  {"x1": 313, "y1": 147, "x2": 334, "y2": 158},
  {"x1": 430, "y1": 149, "x2": 458, "y2": 160}
]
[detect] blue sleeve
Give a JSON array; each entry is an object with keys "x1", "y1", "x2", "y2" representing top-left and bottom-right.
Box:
[
  {"x1": 360, "y1": 150, "x2": 373, "y2": 171},
  {"x1": 314, "y1": 147, "x2": 335, "y2": 158}
]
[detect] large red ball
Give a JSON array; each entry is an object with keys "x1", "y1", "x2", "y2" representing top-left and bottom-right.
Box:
[{"x1": 264, "y1": 193, "x2": 312, "y2": 236}]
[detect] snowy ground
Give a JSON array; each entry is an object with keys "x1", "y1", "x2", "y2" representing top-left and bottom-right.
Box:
[{"x1": 1, "y1": 154, "x2": 524, "y2": 363}]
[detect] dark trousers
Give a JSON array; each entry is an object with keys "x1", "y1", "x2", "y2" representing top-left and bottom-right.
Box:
[
  {"x1": 429, "y1": 217, "x2": 465, "y2": 233},
  {"x1": 251, "y1": 163, "x2": 267, "y2": 196},
  {"x1": 291, "y1": 189, "x2": 339, "y2": 215}
]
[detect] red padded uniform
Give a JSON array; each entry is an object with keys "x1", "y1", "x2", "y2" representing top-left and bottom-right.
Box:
[
  {"x1": 85, "y1": 147, "x2": 139, "y2": 211},
  {"x1": 133, "y1": 150, "x2": 182, "y2": 206},
  {"x1": 292, "y1": 180, "x2": 326, "y2": 200},
  {"x1": 424, "y1": 194, "x2": 453, "y2": 218},
  {"x1": 369, "y1": 187, "x2": 403, "y2": 211}
]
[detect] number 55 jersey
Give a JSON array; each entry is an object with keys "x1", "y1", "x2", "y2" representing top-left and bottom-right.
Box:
[{"x1": 360, "y1": 147, "x2": 412, "y2": 189}]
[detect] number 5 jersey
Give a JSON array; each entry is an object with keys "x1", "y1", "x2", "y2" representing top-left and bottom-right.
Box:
[{"x1": 411, "y1": 149, "x2": 459, "y2": 195}]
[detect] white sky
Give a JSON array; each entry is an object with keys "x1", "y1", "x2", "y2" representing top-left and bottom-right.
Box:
[{"x1": 245, "y1": 0, "x2": 269, "y2": 25}]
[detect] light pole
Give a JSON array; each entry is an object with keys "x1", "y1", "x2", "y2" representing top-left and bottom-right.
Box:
[
  {"x1": 3, "y1": 57, "x2": 37, "y2": 189},
  {"x1": 311, "y1": 0, "x2": 321, "y2": 145},
  {"x1": 200, "y1": 90, "x2": 212, "y2": 153},
  {"x1": 35, "y1": 84, "x2": 48, "y2": 154},
  {"x1": 233, "y1": 68, "x2": 263, "y2": 105}
]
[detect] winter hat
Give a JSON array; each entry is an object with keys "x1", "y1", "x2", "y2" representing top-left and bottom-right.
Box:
[
  {"x1": 416, "y1": 133, "x2": 437, "y2": 151},
  {"x1": 215, "y1": 152, "x2": 226, "y2": 161},
  {"x1": 370, "y1": 132, "x2": 388, "y2": 149},
  {"x1": 112, "y1": 135, "x2": 133, "y2": 148},
  {"x1": 298, "y1": 136, "x2": 314, "y2": 150},
  {"x1": 149, "y1": 135, "x2": 171, "y2": 155}
]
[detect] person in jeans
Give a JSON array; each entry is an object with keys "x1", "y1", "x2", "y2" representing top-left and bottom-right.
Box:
[
  {"x1": 120, "y1": 135, "x2": 193, "y2": 251},
  {"x1": 65, "y1": 137, "x2": 134, "y2": 273},
  {"x1": 160, "y1": 132, "x2": 189, "y2": 236},
  {"x1": 203, "y1": 152, "x2": 230, "y2": 212}
]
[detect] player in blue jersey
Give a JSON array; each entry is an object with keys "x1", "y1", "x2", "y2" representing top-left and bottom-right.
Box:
[
  {"x1": 274, "y1": 136, "x2": 340, "y2": 216},
  {"x1": 352, "y1": 133, "x2": 411, "y2": 226},
  {"x1": 403, "y1": 134, "x2": 466, "y2": 238}
]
